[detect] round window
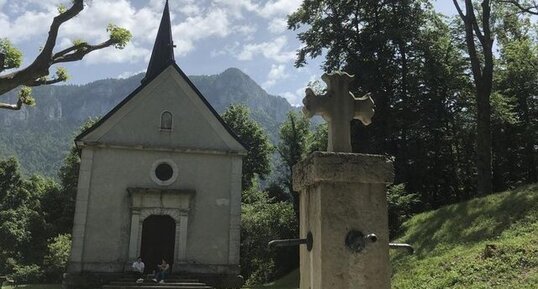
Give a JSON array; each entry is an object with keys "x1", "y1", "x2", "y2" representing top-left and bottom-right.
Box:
[
  {"x1": 150, "y1": 159, "x2": 178, "y2": 186},
  {"x1": 155, "y1": 163, "x2": 173, "y2": 181}
]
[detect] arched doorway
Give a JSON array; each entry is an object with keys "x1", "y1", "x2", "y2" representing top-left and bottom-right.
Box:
[{"x1": 140, "y1": 215, "x2": 175, "y2": 273}]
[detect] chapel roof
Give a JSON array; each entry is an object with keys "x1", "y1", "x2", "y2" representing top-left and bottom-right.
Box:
[
  {"x1": 74, "y1": 1, "x2": 246, "y2": 152},
  {"x1": 142, "y1": 0, "x2": 175, "y2": 84}
]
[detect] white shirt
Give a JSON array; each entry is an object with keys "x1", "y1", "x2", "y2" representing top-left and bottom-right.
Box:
[{"x1": 132, "y1": 260, "x2": 145, "y2": 273}]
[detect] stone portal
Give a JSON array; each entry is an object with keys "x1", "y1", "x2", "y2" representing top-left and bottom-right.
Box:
[{"x1": 140, "y1": 215, "x2": 176, "y2": 273}]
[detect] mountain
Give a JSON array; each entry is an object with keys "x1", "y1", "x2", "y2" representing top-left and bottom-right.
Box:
[{"x1": 0, "y1": 68, "x2": 294, "y2": 176}]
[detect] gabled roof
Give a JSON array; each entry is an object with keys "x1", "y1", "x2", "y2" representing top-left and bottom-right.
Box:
[
  {"x1": 75, "y1": 63, "x2": 246, "y2": 152},
  {"x1": 142, "y1": 0, "x2": 175, "y2": 84},
  {"x1": 75, "y1": 1, "x2": 246, "y2": 152}
]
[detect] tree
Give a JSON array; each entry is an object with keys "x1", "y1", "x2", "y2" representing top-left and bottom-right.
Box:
[
  {"x1": 452, "y1": 0, "x2": 496, "y2": 195},
  {"x1": 277, "y1": 111, "x2": 310, "y2": 214},
  {"x1": 240, "y1": 182, "x2": 298, "y2": 284},
  {"x1": 492, "y1": 6, "x2": 538, "y2": 187},
  {"x1": 0, "y1": 0, "x2": 131, "y2": 110},
  {"x1": 499, "y1": 0, "x2": 538, "y2": 14},
  {"x1": 288, "y1": 0, "x2": 478, "y2": 208},
  {"x1": 0, "y1": 158, "x2": 54, "y2": 276},
  {"x1": 41, "y1": 118, "x2": 96, "y2": 235},
  {"x1": 307, "y1": 123, "x2": 328, "y2": 153},
  {"x1": 221, "y1": 104, "x2": 273, "y2": 190}
]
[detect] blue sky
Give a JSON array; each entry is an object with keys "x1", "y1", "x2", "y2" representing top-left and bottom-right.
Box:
[{"x1": 0, "y1": 0, "x2": 455, "y2": 106}]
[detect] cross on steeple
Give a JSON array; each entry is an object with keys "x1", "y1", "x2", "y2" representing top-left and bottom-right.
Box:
[
  {"x1": 142, "y1": 0, "x2": 175, "y2": 83},
  {"x1": 302, "y1": 72, "x2": 375, "y2": 152}
]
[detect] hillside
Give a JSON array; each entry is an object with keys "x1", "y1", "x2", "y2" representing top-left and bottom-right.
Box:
[
  {"x1": 246, "y1": 184, "x2": 538, "y2": 288},
  {"x1": 391, "y1": 184, "x2": 538, "y2": 288},
  {"x1": 0, "y1": 68, "x2": 294, "y2": 176}
]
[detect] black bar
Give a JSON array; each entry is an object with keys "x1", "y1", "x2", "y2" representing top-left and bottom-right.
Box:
[
  {"x1": 389, "y1": 243, "x2": 414, "y2": 254},
  {"x1": 268, "y1": 238, "x2": 307, "y2": 249}
]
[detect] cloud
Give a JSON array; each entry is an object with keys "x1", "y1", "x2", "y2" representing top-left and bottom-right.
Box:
[
  {"x1": 0, "y1": 9, "x2": 56, "y2": 42},
  {"x1": 267, "y1": 17, "x2": 287, "y2": 34},
  {"x1": 118, "y1": 69, "x2": 145, "y2": 79},
  {"x1": 263, "y1": 64, "x2": 289, "y2": 88},
  {"x1": 213, "y1": 0, "x2": 257, "y2": 18},
  {"x1": 178, "y1": 3, "x2": 202, "y2": 16},
  {"x1": 234, "y1": 25, "x2": 257, "y2": 36},
  {"x1": 237, "y1": 36, "x2": 295, "y2": 63},
  {"x1": 172, "y1": 8, "x2": 232, "y2": 56},
  {"x1": 280, "y1": 86, "x2": 307, "y2": 107},
  {"x1": 85, "y1": 43, "x2": 150, "y2": 64},
  {"x1": 257, "y1": 0, "x2": 302, "y2": 18}
]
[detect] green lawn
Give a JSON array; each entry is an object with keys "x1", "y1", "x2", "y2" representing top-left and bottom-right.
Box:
[
  {"x1": 243, "y1": 269, "x2": 299, "y2": 289},
  {"x1": 1, "y1": 285, "x2": 61, "y2": 289},
  {"x1": 245, "y1": 184, "x2": 538, "y2": 289},
  {"x1": 391, "y1": 183, "x2": 538, "y2": 288}
]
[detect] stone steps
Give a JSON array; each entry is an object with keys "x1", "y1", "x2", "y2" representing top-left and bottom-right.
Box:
[
  {"x1": 103, "y1": 277, "x2": 214, "y2": 289},
  {"x1": 115, "y1": 279, "x2": 200, "y2": 283},
  {"x1": 102, "y1": 283, "x2": 214, "y2": 289}
]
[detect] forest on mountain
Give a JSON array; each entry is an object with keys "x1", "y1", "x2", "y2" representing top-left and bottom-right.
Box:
[
  {"x1": 0, "y1": 68, "x2": 293, "y2": 176},
  {"x1": 0, "y1": 0, "x2": 537, "y2": 287}
]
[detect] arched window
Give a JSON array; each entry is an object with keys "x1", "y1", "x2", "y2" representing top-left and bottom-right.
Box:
[{"x1": 160, "y1": 111, "x2": 172, "y2": 130}]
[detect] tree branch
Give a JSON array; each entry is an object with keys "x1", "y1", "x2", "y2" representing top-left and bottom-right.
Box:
[
  {"x1": 0, "y1": 1, "x2": 84, "y2": 96},
  {"x1": 37, "y1": 0, "x2": 84, "y2": 65},
  {"x1": 457, "y1": 0, "x2": 484, "y2": 84},
  {"x1": 52, "y1": 40, "x2": 114, "y2": 64},
  {"x1": 0, "y1": 0, "x2": 131, "y2": 110},
  {"x1": 499, "y1": 0, "x2": 538, "y2": 15},
  {"x1": 452, "y1": 0, "x2": 466, "y2": 19},
  {"x1": 27, "y1": 77, "x2": 65, "y2": 87},
  {"x1": 468, "y1": 3, "x2": 486, "y2": 45}
]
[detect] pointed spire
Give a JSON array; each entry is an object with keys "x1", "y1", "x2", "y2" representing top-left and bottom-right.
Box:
[{"x1": 142, "y1": 0, "x2": 175, "y2": 83}]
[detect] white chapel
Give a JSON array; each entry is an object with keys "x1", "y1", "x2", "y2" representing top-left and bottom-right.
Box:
[{"x1": 64, "y1": 1, "x2": 246, "y2": 288}]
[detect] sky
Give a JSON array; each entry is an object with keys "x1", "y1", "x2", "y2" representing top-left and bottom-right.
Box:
[{"x1": 0, "y1": 0, "x2": 455, "y2": 106}]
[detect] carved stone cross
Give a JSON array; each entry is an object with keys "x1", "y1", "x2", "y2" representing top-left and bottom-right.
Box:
[{"x1": 302, "y1": 71, "x2": 375, "y2": 152}]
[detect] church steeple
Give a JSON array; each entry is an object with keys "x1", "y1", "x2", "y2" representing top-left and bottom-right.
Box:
[{"x1": 142, "y1": 0, "x2": 175, "y2": 83}]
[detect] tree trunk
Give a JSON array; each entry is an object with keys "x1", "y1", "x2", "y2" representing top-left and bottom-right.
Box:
[
  {"x1": 520, "y1": 94, "x2": 537, "y2": 182},
  {"x1": 454, "y1": 0, "x2": 494, "y2": 195},
  {"x1": 476, "y1": 86, "x2": 493, "y2": 195}
]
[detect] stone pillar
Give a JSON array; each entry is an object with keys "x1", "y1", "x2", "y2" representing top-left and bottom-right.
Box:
[
  {"x1": 67, "y1": 148, "x2": 95, "y2": 273},
  {"x1": 128, "y1": 209, "x2": 141, "y2": 261},
  {"x1": 293, "y1": 152, "x2": 394, "y2": 289},
  {"x1": 178, "y1": 214, "x2": 189, "y2": 260}
]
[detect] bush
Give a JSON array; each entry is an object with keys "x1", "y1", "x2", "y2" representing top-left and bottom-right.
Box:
[
  {"x1": 387, "y1": 184, "x2": 421, "y2": 238},
  {"x1": 10, "y1": 264, "x2": 43, "y2": 284},
  {"x1": 43, "y1": 234, "x2": 71, "y2": 282},
  {"x1": 241, "y1": 185, "x2": 298, "y2": 285}
]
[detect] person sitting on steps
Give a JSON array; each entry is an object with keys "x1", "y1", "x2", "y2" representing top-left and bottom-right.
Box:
[
  {"x1": 132, "y1": 256, "x2": 145, "y2": 283},
  {"x1": 152, "y1": 258, "x2": 170, "y2": 284}
]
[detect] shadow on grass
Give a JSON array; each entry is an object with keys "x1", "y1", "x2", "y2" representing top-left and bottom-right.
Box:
[
  {"x1": 243, "y1": 269, "x2": 299, "y2": 289},
  {"x1": 398, "y1": 184, "x2": 538, "y2": 258}
]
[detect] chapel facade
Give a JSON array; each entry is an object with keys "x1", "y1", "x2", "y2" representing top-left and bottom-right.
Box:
[{"x1": 64, "y1": 2, "x2": 246, "y2": 288}]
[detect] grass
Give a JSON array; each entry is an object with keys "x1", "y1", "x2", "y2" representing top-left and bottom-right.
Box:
[
  {"x1": 6, "y1": 185, "x2": 536, "y2": 289},
  {"x1": 245, "y1": 184, "x2": 538, "y2": 289},
  {"x1": 391, "y1": 183, "x2": 538, "y2": 288},
  {"x1": 1, "y1": 285, "x2": 61, "y2": 289},
  {"x1": 244, "y1": 269, "x2": 299, "y2": 289}
]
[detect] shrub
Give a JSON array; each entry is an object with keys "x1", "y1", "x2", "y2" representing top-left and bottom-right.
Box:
[
  {"x1": 387, "y1": 184, "x2": 421, "y2": 238},
  {"x1": 10, "y1": 264, "x2": 43, "y2": 284},
  {"x1": 241, "y1": 185, "x2": 298, "y2": 285},
  {"x1": 43, "y1": 234, "x2": 71, "y2": 282}
]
